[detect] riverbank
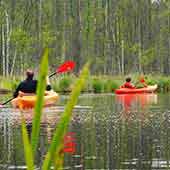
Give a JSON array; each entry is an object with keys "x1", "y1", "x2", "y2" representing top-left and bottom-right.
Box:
[{"x1": 1, "y1": 75, "x2": 170, "y2": 93}]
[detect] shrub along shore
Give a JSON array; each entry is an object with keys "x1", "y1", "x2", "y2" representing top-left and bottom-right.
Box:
[{"x1": 0, "y1": 75, "x2": 170, "y2": 94}]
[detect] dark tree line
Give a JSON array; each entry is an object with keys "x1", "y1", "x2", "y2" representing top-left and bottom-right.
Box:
[{"x1": 0, "y1": 0, "x2": 170, "y2": 76}]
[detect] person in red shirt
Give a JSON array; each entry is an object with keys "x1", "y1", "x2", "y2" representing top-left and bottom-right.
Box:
[
  {"x1": 139, "y1": 75, "x2": 147, "y2": 87},
  {"x1": 121, "y1": 77, "x2": 136, "y2": 89},
  {"x1": 135, "y1": 75, "x2": 148, "y2": 88}
]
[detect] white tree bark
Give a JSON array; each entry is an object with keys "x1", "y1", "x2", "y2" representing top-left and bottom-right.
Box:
[
  {"x1": 121, "y1": 39, "x2": 124, "y2": 74},
  {"x1": 2, "y1": 25, "x2": 5, "y2": 76},
  {"x1": 39, "y1": 0, "x2": 42, "y2": 42},
  {"x1": 37, "y1": 0, "x2": 42, "y2": 57},
  {"x1": 61, "y1": 1, "x2": 66, "y2": 62},
  {"x1": 10, "y1": 50, "x2": 17, "y2": 76},
  {"x1": 5, "y1": 10, "x2": 10, "y2": 76},
  {"x1": 138, "y1": 42, "x2": 142, "y2": 73}
]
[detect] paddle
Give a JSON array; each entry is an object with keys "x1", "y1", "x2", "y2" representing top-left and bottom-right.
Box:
[
  {"x1": 0, "y1": 60, "x2": 75, "y2": 107},
  {"x1": 49, "y1": 60, "x2": 75, "y2": 77}
]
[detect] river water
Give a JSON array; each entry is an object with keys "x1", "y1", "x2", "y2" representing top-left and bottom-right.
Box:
[{"x1": 0, "y1": 93, "x2": 170, "y2": 170}]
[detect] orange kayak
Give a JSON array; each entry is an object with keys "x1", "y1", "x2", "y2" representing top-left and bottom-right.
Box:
[
  {"x1": 11, "y1": 91, "x2": 59, "y2": 109},
  {"x1": 115, "y1": 85, "x2": 158, "y2": 94}
]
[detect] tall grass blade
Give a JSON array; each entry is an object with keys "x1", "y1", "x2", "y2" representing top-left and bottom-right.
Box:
[
  {"x1": 21, "y1": 113, "x2": 34, "y2": 170},
  {"x1": 42, "y1": 62, "x2": 90, "y2": 170},
  {"x1": 31, "y1": 48, "x2": 49, "y2": 155}
]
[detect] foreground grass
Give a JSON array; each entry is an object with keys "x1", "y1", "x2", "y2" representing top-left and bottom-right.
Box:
[{"x1": 21, "y1": 49, "x2": 90, "y2": 170}]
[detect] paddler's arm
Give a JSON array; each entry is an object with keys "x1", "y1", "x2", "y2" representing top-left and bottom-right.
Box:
[
  {"x1": 13, "y1": 83, "x2": 22, "y2": 98},
  {"x1": 46, "y1": 77, "x2": 52, "y2": 91}
]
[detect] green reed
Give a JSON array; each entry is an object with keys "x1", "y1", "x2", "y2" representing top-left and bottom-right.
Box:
[{"x1": 21, "y1": 48, "x2": 90, "y2": 170}]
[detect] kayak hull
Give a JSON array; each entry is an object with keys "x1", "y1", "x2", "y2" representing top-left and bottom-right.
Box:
[
  {"x1": 115, "y1": 85, "x2": 158, "y2": 94},
  {"x1": 12, "y1": 91, "x2": 59, "y2": 109}
]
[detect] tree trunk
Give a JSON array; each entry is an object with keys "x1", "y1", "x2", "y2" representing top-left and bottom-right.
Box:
[
  {"x1": 121, "y1": 39, "x2": 124, "y2": 74},
  {"x1": 10, "y1": 50, "x2": 17, "y2": 76},
  {"x1": 2, "y1": 25, "x2": 5, "y2": 76},
  {"x1": 61, "y1": 0, "x2": 66, "y2": 62},
  {"x1": 37, "y1": 0, "x2": 42, "y2": 57},
  {"x1": 5, "y1": 10, "x2": 10, "y2": 76},
  {"x1": 138, "y1": 43, "x2": 142, "y2": 73}
]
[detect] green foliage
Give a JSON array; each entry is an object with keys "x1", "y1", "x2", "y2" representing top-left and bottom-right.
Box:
[
  {"x1": 81, "y1": 76, "x2": 93, "y2": 92},
  {"x1": 21, "y1": 49, "x2": 48, "y2": 170},
  {"x1": 31, "y1": 48, "x2": 49, "y2": 155},
  {"x1": 140, "y1": 48, "x2": 156, "y2": 67},
  {"x1": 51, "y1": 80, "x2": 60, "y2": 92},
  {"x1": 1, "y1": 1, "x2": 170, "y2": 75},
  {"x1": 146, "y1": 78, "x2": 157, "y2": 86},
  {"x1": 21, "y1": 50, "x2": 90, "y2": 169},
  {"x1": 104, "y1": 79, "x2": 119, "y2": 92},
  {"x1": 92, "y1": 78, "x2": 104, "y2": 93},
  {"x1": 130, "y1": 43, "x2": 140, "y2": 54},
  {"x1": 42, "y1": 62, "x2": 90, "y2": 170},
  {"x1": 0, "y1": 76, "x2": 20, "y2": 91},
  {"x1": 145, "y1": 76, "x2": 170, "y2": 92},
  {"x1": 3, "y1": 74, "x2": 170, "y2": 93},
  {"x1": 59, "y1": 76, "x2": 73, "y2": 92},
  {"x1": 21, "y1": 115, "x2": 34, "y2": 170},
  {"x1": 0, "y1": 77, "x2": 12, "y2": 90},
  {"x1": 157, "y1": 78, "x2": 170, "y2": 92},
  {"x1": 10, "y1": 28, "x2": 32, "y2": 53},
  {"x1": 11, "y1": 79, "x2": 20, "y2": 91},
  {"x1": 42, "y1": 26, "x2": 55, "y2": 48},
  {"x1": 135, "y1": 83, "x2": 145, "y2": 88}
]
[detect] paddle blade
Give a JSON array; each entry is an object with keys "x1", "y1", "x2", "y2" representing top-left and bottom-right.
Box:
[{"x1": 56, "y1": 61, "x2": 75, "y2": 74}]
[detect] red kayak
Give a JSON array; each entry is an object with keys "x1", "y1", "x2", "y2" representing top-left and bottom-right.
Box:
[{"x1": 115, "y1": 85, "x2": 157, "y2": 94}]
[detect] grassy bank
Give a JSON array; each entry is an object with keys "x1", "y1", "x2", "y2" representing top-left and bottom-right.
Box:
[
  {"x1": 51, "y1": 74, "x2": 170, "y2": 93},
  {"x1": 0, "y1": 76, "x2": 20, "y2": 91},
  {"x1": 1, "y1": 75, "x2": 170, "y2": 93}
]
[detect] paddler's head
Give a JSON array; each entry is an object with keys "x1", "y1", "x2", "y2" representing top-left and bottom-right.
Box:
[
  {"x1": 126, "y1": 77, "x2": 131, "y2": 82},
  {"x1": 26, "y1": 69, "x2": 34, "y2": 80}
]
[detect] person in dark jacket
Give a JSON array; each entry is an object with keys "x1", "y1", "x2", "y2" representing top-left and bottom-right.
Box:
[{"x1": 13, "y1": 69, "x2": 51, "y2": 98}]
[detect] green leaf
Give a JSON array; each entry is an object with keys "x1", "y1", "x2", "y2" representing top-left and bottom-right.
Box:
[
  {"x1": 21, "y1": 114, "x2": 34, "y2": 170},
  {"x1": 42, "y1": 62, "x2": 90, "y2": 170},
  {"x1": 31, "y1": 48, "x2": 49, "y2": 156}
]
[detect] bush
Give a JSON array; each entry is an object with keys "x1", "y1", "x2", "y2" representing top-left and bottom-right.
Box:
[
  {"x1": 11, "y1": 78, "x2": 20, "y2": 91},
  {"x1": 0, "y1": 76, "x2": 20, "y2": 91},
  {"x1": 51, "y1": 80, "x2": 60, "y2": 92},
  {"x1": 146, "y1": 79, "x2": 157, "y2": 85},
  {"x1": 81, "y1": 77, "x2": 93, "y2": 92},
  {"x1": 92, "y1": 78, "x2": 104, "y2": 93},
  {"x1": 104, "y1": 79, "x2": 119, "y2": 92},
  {"x1": 59, "y1": 76, "x2": 73, "y2": 92},
  {"x1": 156, "y1": 78, "x2": 170, "y2": 92}
]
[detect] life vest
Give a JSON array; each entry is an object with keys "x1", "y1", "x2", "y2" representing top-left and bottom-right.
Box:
[{"x1": 121, "y1": 82, "x2": 135, "y2": 89}]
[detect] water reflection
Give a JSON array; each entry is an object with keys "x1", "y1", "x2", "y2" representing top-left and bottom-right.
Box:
[
  {"x1": 1, "y1": 94, "x2": 170, "y2": 170},
  {"x1": 0, "y1": 105, "x2": 92, "y2": 170},
  {"x1": 115, "y1": 93, "x2": 158, "y2": 111}
]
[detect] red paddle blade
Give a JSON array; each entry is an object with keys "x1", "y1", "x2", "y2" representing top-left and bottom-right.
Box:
[{"x1": 56, "y1": 61, "x2": 75, "y2": 73}]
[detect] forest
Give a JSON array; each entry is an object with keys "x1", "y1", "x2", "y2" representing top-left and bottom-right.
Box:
[{"x1": 0, "y1": 0, "x2": 170, "y2": 76}]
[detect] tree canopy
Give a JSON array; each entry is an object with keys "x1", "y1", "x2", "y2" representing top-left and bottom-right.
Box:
[{"x1": 0, "y1": 0, "x2": 170, "y2": 76}]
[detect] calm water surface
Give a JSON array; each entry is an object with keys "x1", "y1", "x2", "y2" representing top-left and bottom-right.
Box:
[{"x1": 0, "y1": 93, "x2": 170, "y2": 170}]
